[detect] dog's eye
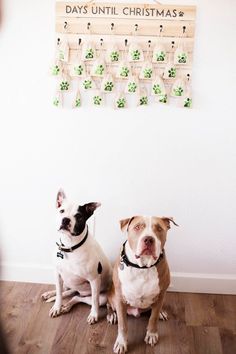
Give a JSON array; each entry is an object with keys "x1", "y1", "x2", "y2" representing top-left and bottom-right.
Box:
[
  {"x1": 60, "y1": 209, "x2": 65, "y2": 214},
  {"x1": 134, "y1": 224, "x2": 144, "y2": 232},
  {"x1": 157, "y1": 225, "x2": 163, "y2": 232}
]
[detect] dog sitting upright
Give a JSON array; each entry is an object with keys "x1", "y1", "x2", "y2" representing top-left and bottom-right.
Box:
[
  {"x1": 42, "y1": 189, "x2": 112, "y2": 324},
  {"x1": 107, "y1": 216, "x2": 178, "y2": 353}
]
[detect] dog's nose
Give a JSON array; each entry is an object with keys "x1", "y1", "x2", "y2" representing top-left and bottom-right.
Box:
[
  {"x1": 144, "y1": 236, "x2": 154, "y2": 247},
  {"x1": 62, "y1": 217, "x2": 70, "y2": 226}
]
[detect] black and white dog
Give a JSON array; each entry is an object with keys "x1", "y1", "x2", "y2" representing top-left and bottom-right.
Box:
[{"x1": 42, "y1": 189, "x2": 112, "y2": 324}]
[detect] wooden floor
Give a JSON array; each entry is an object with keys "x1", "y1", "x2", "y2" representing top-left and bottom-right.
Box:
[{"x1": 0, "y1": 282, "x2": 235, "y2": 354}]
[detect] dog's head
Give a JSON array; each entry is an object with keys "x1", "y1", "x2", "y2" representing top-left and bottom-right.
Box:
[
  {"x1": 120, "y1": 216, "x2": 178, "y2": 260},
  {"x1": 56, "y1": 189, "x2": 101, "y2": 236}
]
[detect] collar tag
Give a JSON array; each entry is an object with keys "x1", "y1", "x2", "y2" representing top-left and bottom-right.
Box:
[
  {"x1": 57, "y1": 251, "x2": 64, "y2": 259},
  {"x1": 119, "y1": 261, "x2": 124, "y2": 271}
]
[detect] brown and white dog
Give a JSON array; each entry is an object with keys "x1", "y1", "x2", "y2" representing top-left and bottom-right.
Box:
[{"x1": 107, "y1": 216, "x2": 178, "y2": 353}]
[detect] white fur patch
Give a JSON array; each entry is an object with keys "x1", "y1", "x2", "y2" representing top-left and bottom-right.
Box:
[{"x1": 118, "y1": 264, "x2": 160, "y2": 309}]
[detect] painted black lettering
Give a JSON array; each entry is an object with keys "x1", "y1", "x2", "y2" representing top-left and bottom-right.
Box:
[
  {"x1": 123, "y1": 7, "x2": 129, "y2": 15},
  {"x1": 66, "y1": 5, "x2": 72, "y2": 14},
  {"x1": 145, "y1": 8, "x2": 150, "y2": 16},
  {"x1": 157, "y1": 9, "x2": 164, "y2": 17},
  {"x1": 173, "y1": 9, "x2": 177, "y2": 17},
  {"x1": 97, "y1": 262, "x2": 103, "y2": 274},
  {"x1": 71, "y1": 7, "x2": 77, "y2": 14},
  {"x1": 166, "y1": 9, "x2": 172, "y2": 17},
  {"x1": 92, "y1": 6, "x2": 98, "y2": 15},
  {"x1": 99, "y1": 6, "x2": 106, "y2": 15},
  {"x1": 84, "y1": 5, "x2": 88, "y2": 14},
  {"x1": 150, "y1": 8, "x2": 155, "y2": 17},
  {"x1": 136, "y1": 8, "x2": 142, "y2": 16}
]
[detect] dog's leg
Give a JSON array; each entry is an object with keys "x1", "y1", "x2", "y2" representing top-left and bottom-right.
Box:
[
  {"x1": 107, "y1": 303, "x2": 117, "y2": 324},
  {"x1": 87, "y1": 276, "x2": 101, "y2": 324},
  {"x1": 41, "y1": 290, "x2": 56, "y2": 301},
  {"x1": 49, "y1": 271, "x2": 63, "y2": 318},
  {"x1": 61, "y1": 293, "x2": 107, "y2": 314},
  {"x1": 43, "y1": 289, "x2": 77, "y2": 303},
  {"x1": 144, "y1": 291, "x2": 166, "y2": 347},
  {"x1": 113, "y1": 298, "x2": 128, "y2": 354}
]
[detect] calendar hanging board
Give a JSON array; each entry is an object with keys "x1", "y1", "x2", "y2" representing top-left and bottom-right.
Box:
[{"x1": 54, "y1": 1, "x2": 197, "y2": 109}]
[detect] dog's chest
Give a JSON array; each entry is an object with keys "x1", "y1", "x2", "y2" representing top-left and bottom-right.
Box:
[{"x1": 118, "y1": 266, "x2": 160, "y2": 309}]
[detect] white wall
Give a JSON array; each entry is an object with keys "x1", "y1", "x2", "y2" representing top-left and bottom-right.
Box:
[{"x1": 0, "y1": 0, "x2": 236, "y2": 294}]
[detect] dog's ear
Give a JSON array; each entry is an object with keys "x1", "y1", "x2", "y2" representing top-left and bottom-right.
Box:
[
  {"x1": 161, "y1": 217, "x2": 179, "y2": 230},
  {"x1": 83, "y1": 202, "x2": 101, "y2": 219},
  {"x1": 120, "y1": 217, "x2": 135, "y2": 232},
  {"x1": 56, "y1": 189, "x2": 66, "y2": 208}
]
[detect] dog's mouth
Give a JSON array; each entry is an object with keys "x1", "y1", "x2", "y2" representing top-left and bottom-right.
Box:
[
  {"x1": 59, "y1": 225, "x2": 70, "y2": 232},
  {"x1": 135, "y1": 248, "x2": 157, "y2": 260}
]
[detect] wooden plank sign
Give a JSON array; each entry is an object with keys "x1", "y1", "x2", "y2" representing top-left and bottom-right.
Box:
[{"x1": 54, "y1": 1, "x2": 197, "y2": 109}]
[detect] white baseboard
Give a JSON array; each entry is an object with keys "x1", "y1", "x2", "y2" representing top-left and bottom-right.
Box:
[{"x1": 1, "y1": 263, "x2": 236, "y2": 295}]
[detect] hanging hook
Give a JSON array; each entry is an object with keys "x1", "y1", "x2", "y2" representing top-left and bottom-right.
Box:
[
  {"x1": 135, "y1": 24, "x2": 138, "y2": 32},
  {"x1": 183, "y1": 26, "x2": 186, "y2": 34},
  {"x1": 111, "y1": 23, "x2": 114, "y2": 31},
  {"x1": 160, "y1": 25, "x2": 163, "y2": 33},
  {"x1": 125, "y1": 39, "x2": 128, "y2": 47},
  {"x1": 87, "y1": 22, "x2": 91, "y2": 31},
  {"x1": 171, "y1": 40, "x2": 175, "y2": 49},
  {"x1": 57, "y1": 38, "x2": 61, "y2": 46},
  {"x1": 100, "y1": 38, "x2": 104, "y2": 47},
  {"x1": 148, "y1": 40, "x2": 151, "y2": 49},
  {"x1": 64, "y1": 21, "x2": 68, "y2": 30},
  {"x1": 78, "y1": 38, "x2": 82, "y2": 46}
]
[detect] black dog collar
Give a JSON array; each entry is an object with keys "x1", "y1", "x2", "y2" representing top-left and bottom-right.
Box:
[
  {"x1": 120, "y1": 241, "x2": 164, "y2": 270},
  {"x1": 56, "y1": 226, "x2": 88, "y2": 258}
]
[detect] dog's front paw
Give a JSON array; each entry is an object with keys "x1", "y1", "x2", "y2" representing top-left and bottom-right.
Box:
[
  {"x1": 144, "y1": 331, "x2": 159, "y2": 347},
  {"x1": 87, "y1": 311, "x2": 98, "y2": 325},
  {"x1": 113, "y1": 335, "x2": 128, "y2": 354},
  {"x1": 159, "y1": 310, "x2": 168, "y2": 321},
  {"x1": 49, "y1": 304, "x2": 62, "y2": 318},
  {"x1": 41, "y1": 291, "x2": 55, "y2": 302},
  {"x1": 107, "y1": 311, "x2": 117, "y2": 324},
  {"x1": 61, "y1": 303, "x2": 72, "y2": 314}
]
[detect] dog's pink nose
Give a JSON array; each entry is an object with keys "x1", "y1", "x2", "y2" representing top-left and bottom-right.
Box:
[{"x1": 144, "y1": 236, "x2": 154, "y2": 247}]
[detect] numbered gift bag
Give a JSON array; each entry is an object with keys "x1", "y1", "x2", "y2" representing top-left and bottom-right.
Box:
[
  {"x1": 174, "y1": 44, "x2": 189, "y2": 65},
  {"x1": 57, "y1": 38, "x2": 70, "y2": 63},
  {"x1": 171, "y1": 78, "x2": 186, "y2": 97},
  {"x1": 72, "y1": 89, "x2": 82, "y2": 108},
  {"x1": 163, "y1": 63, "x2": 177, "y2": 79},
  {"x1": 50, "y1": 60, "x2": 62, "y2": 76},
  {"x1": 53, "y1": 91, "x2": 63, "y2": 108},
  {"x1": 91, "y1": 59, "x2": 106, "y2": 78},
  {"x1": 106, "y1": 44, "x2": 120, "y2": 64},
  {"x1": 156, "y1": 93, "x2": 168, "y2": 104},
  {"x1": 81, "y1": 75, "x2": 96, "y2": 91},
  {"x1": 101, "y1": 74, "x2": 115, "y2": 93},
  {"x1": 92, "y1": 90, "x2": 104, "y2": 106},
  {"x1": 117, "y1": 61, "x2": 131, "y2": 79},
  {"x1": 152, "y1": 44, "x2": 167, "y2": 63},
  {"x1": 128, "y1": 43, "x2": 144, "y2": 62},
  {"x1": 151, "y1": 76, "x2": 166, "y2": 96},
  {"x1": 125, "y1": 76, "x2": 139, "y2": 94},
  {"x1": 137, "y1": 87, "x2": 148, "y2": 106},
  {"x1": 139, "y1": 61, "x2": 153, "y2": 80},
  {"x1": 73, "y1": 61, "x2": 86, "y2": 78},
  {"x1": 182, "y1": 86, "x2": 193, "y2": 108},
  {"x1": 58, "y1": 72, "x2": 71, "y2": 92},
  {"x1": 114, "y1": 93, "x2": 127, "y2": 109},
  {"x1": 81, "y1": 42, "x2": 96, "y2": 61}
]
